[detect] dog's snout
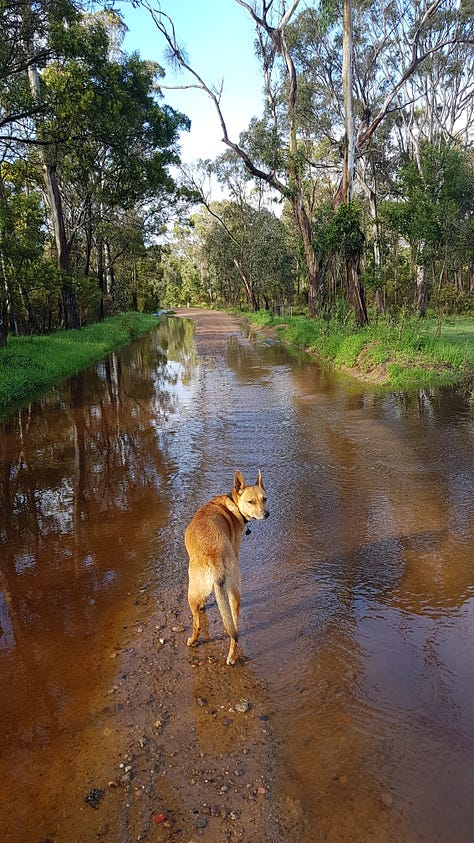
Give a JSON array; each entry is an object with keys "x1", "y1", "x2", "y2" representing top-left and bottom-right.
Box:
[{"x1": 264, "y1": 510, "x2": 270, "y2": 519}]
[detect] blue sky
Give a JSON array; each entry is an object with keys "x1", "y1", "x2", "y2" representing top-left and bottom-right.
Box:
[{"x1": 118, "y1": 0, "x2": 265, "y2": 163}]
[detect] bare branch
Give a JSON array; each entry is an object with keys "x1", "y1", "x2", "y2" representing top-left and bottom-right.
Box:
[{"x1": 142, "y1": 0, "x2": 289, "y2": 194}]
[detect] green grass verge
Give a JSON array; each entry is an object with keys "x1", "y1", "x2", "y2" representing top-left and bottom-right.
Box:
[
  {"x1": 0, "y1": 312, "x2": 159, "y2": 417},
  {"x1": 245, "y1": 311, "x2": 474, "y2": 391}
]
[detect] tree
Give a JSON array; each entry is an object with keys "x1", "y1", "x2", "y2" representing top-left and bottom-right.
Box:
[
  {"x1": 0, "y1": 2, "x2": 191, "y2": 334},
  {"x1": 382, "y1": 142, "x2": 474, "y2": 315},
  {"x1": 145, "y1": 0, "x2": 473, "y2": 323}
]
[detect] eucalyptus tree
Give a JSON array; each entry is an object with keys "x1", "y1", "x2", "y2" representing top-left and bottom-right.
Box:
[
  {"x1": 1, "y1": 2, "x2": 190, "y2": 331},
  {"x1": 45, "y1": 41, "x2": 189, "y2": 318},
  {"x1": 1, "y1": 0, "x2": 92, "y2": 327},
  {"x1": 146, "y1": 0, "x2": 473, "y2": 324},
  {"x1": 188, "y1": 198, "x2": 293, "y2": 310}
]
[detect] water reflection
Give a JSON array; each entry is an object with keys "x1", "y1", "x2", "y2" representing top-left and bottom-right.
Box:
[{"x1": 0, "y1": 320, "x2": 197, "y2": 656}]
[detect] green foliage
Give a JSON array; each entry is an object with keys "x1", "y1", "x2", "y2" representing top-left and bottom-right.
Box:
[
  {"x1": 0, "y1": 312, "x2": 159, "y2": 415},
  {"x1": 382, "y1": 143, "x2": 474, "y2": 266}
]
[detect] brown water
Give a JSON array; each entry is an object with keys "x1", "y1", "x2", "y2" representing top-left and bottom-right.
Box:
[{"x1": 1, "y1": 312, "x2": 473, "y2": 843}]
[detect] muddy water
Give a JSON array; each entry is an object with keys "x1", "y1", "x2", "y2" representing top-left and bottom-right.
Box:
[{"x1": 1, "y1": 311, "x2": 473, "y2": 843}]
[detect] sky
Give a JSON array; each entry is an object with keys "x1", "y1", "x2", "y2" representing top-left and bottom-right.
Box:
[{"x1": 118, "y1": 0, "x2": 266, "y2": 165}]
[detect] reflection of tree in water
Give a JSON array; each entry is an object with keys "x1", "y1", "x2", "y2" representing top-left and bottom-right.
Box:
[
  {"x1": 0, "y1": 318, "x2": 195, "y2": 651},
  {"x1": 0, "y1": 317, "x2": 206, "y2": 809},
  {"x1": 155, "y1": 315, "x2": 198, "y2": 385}
]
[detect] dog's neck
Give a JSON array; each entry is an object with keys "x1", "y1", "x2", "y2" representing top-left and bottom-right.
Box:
[{"x1": 227, "y1": 492, "x2": 250, "y2": 525}]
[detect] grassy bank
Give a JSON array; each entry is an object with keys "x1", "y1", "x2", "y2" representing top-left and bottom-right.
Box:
[
  {"x1": 0, "y1": 312, "x2": 159, "y2": 417},
  {"x1": 245, "y1": 311, "x2": 474, "y2": 391}
]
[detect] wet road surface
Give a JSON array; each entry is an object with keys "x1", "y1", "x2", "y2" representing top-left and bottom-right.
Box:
[{"x1": 1, "y1": 308, "x2": 473, "y2": 842}]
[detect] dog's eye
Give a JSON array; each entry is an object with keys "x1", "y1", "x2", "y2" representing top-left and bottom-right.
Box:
[
  {"x1": 248, "y1": 499, "x2": 255, "y2": 505},
  {"x1": 262, "y1": 497, "x2": 267, "y2": 503}
]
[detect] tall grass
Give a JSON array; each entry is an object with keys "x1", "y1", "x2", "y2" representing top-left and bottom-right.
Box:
[
  {"x1": 245, "y1": 310, "x2": 473, "y2": 391},
  {"x1": 0, "y1": 312, "x2": 159, "y2": 416}
]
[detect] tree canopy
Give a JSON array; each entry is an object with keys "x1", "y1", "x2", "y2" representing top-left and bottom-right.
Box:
[{"x1": 1, "y1": 0, "x2": 473, "y2": 342}]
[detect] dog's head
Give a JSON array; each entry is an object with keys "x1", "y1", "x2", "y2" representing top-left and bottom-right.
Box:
[{"x1": 233, "y1": 469, "x2": 269, "y2": 522}]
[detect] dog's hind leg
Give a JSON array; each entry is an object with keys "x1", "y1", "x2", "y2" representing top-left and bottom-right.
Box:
[
  {"x1": 187, "y1": 594, "x2": 201, "y2": 647},
  {"x1": 226, "y1": 590, "x2": 240, "y2": 665}
]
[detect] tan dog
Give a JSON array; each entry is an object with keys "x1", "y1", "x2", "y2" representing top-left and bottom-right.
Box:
[{"x1": 185, "y1": 470, "x2": 269, "y2": 665}]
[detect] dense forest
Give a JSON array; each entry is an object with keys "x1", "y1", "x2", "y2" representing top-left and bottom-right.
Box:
[{"x1": 1, "y1": 0, "x2": 473, "y2": 345}]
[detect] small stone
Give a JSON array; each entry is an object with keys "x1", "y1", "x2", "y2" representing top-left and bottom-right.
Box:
[
  {"x1": 230, "y1": 810, "x2": 241, "y2": 820},
  {"x1": 257, "y1": 786, "x2": 266, "y2": 796},
  {"x1": 196, "y1": 818, "x2": 208, "y2": 829},
  {"x1": 235, "y1": 699, "x2": 250, "y2": 713}
]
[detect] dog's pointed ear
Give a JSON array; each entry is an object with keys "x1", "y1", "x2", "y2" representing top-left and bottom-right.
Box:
[
  {"x1": 257, "y1": 469, "x2": 264, "y2": 487},
  {"x1": 234, "y1": 470, "x2": 246, "y2": 494}
]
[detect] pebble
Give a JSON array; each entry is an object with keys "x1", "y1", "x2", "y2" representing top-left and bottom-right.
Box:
[{"x1": 235, "y1": 699, "x2": 251, "y2": 713}]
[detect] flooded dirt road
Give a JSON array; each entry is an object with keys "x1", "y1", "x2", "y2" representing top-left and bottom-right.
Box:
[{"x1": 1, "y1": 308, "x2": 473, "y2": 843}]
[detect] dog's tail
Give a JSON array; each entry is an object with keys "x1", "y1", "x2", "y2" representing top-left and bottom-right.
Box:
[{"x1": 214, "y1": 577, "x2": 238, "y2": 642}]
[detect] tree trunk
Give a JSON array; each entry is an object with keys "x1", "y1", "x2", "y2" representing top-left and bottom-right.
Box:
[
  {"x1": 342, "y1": 0, "x2": 355, "y2": 204},
  {"x1": 347, "y1": 255, "x2": 368, "y2": 326},
  {"x1": 105, "y1": 242, "x2": 115, "y2": 296},
  {"x1": 292, "y1": 195, "x2": 322, "y2": 317},
  {"x1": 233, "y1": 257, "x2": 257, "y2": 311},
  {"x1": 97, "y1": 235, "x2": 105, "y2": 321},
  {"x1": 84, "y1": 196, "x2": 93, "y2": 277},
  {"x1": 415, "y1": 264, "x2": 428, "y2": 316},
  {"x1": 334, "y1": 0, "x2": 367, "y2": 326},
  {"x1": 26, "y1": 47, "x2": 79, "y2": 329},
  {"x1": 375, "y1": 287, "x2": 385, "y2": 316},
  {"x1": 19, "y1": 284, "x2": 36, "y2": 334}
]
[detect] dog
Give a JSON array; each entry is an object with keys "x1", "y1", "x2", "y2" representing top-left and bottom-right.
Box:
[{"x1": 185, "y1": 470, "x2": 269, "y2": 665}]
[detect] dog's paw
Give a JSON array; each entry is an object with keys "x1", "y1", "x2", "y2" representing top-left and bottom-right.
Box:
[
  {"x1": 226, "y1": 655, "x2": 236, "y2": 665},
  {"x1": 187, "y1": 636, "x2": 197, "y2": 648}
]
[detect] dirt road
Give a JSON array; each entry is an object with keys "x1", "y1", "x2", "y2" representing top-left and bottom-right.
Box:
[{"x1": 102, "y1": 309, "x2": 305, "y2": 842}]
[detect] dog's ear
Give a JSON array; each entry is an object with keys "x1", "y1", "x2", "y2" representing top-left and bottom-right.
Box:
[
  {"x1": 257, "y1": 469, "x2": 264, "y2": 488},
  {"x1": 234, "y1": 470, "x2": 245, "y2": 494}
]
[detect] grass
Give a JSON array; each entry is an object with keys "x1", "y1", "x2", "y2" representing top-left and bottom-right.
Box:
[
  {"x1": 245, "y1": 310, "x2": 474, "y2": 391},
  {"x1": 0, "y1": 312, "x2": 159, "y2": 417}
]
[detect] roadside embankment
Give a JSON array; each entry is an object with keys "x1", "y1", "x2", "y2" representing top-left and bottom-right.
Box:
[
  {"x1": 0, "y1": 312, "x2": 159, "y2": 417},
  {"x1": 244, "y1": 310, "x2": 474, "y2": 391}
]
